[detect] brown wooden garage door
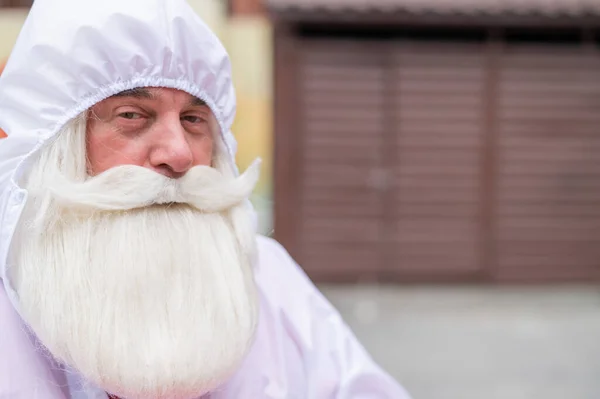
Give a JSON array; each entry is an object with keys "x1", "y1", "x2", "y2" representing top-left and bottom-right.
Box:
[
  {"x1": 277, "y1": 33, "x2": 600, "y2": 282},
  {"x1": 389, "y1": 42, "x2": 486, "y2": 279},
  {"x1": 295, "y1": 41, "x2": 389, "y2": 280},
  {"x1": 495, "y1": 44, "x2": 600, "y2": 281}
]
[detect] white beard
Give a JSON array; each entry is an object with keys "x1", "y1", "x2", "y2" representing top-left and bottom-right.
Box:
[{"x1": 8, "y1": 118, "x2": 261, "y2": 399}]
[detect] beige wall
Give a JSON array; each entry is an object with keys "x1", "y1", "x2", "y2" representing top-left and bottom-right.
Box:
[
  {"x1": 226, "y1": 16, "x2": 274, "y2": 233},
  {"x1": 0, "y1": 8, "x2": 28, "y2": 60},
  {"x1": 0, "y1": 8, "x2": 28, "y2": 138},
  {"x1": 187, "y1": 0, "x2": 227, "y2": 38}
]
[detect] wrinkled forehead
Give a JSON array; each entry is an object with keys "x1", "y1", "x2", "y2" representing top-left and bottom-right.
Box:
[{"x1": 94, "y1": 87, "x2": 211, "y2": 111}]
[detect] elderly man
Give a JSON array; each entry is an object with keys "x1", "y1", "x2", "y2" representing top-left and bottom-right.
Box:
[{"x1": 0, "y1": 0, "x2": 412, "y2": 398}]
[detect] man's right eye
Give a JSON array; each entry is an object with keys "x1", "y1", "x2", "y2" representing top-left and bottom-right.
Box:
[{"x1": 119, "y1": 112, "x2": 141, "y2": 120}]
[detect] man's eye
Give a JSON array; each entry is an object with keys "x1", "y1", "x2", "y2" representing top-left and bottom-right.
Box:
[
  {"x1": 182, "y1": 115, "x2": 205, "y2": 124},
  {"x1": 119, "y1": 112, "x2": 141, "y2": 120}
]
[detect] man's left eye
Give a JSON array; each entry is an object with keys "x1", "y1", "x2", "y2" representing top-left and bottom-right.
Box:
[
  {"x1": 119, "y1": 112, "x2": 142, "y2": 120},
  {"x1": 182, "y1": 115, "x2": 205, "y2": 123}
]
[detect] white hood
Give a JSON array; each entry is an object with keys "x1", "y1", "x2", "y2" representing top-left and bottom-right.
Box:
[{"x1": 0, "y1": 0, "x2": 239, "y2": 308}]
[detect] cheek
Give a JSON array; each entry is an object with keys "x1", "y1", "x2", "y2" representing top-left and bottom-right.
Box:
[
  {"x1": 191, "y1": 136, "x2": 214, "y2": 167},
  {"x1": 86, "y1": 127, "x2": 148, "y2": 175}
]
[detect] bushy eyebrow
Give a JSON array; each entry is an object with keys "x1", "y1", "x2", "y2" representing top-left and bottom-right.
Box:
[{"x1": 190, "y1": 97, "x2": 207, "y2": 107}]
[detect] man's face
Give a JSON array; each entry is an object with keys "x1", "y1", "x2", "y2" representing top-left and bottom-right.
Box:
[
  {"x1": 87, "y1": 87, "x2": 214, "y2": 178},
  {"x1": 9, "y1": 86, "x2": 260, "y2": 398}
]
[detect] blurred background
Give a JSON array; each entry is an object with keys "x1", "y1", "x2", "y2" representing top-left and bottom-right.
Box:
[{"x1": 2, "y1": 0, "x2": 600, "y2": 398}]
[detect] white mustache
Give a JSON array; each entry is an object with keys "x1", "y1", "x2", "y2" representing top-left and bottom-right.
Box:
[{"x1": 44, "y1": 159, "x2": 262, "y2": 213}]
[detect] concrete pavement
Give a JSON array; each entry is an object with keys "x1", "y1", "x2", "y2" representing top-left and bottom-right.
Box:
[{"x1": 319, "y1": 284, "x2": 600, "y2": 399}]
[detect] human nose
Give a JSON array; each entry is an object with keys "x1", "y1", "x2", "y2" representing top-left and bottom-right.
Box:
[{"x1": 148, "y1": 120, "x2": 194, "y2": 178}]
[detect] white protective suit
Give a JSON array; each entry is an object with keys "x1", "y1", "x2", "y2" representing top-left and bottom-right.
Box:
[{"x1": 0, "y1": 0, "x2": 412, "y2": 397}]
